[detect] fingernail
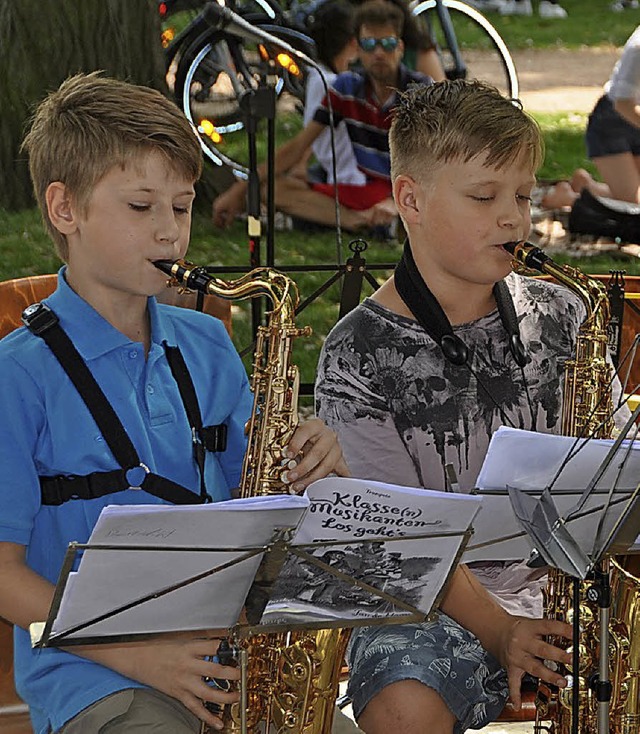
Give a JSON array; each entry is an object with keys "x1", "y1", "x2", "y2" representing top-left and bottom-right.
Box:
[
  {"x1": 293, "y1": 482, "x2": 304, "y2": 493},
  {"x1": 287, "y1": 471, "x2": 298, "y2": 482}
]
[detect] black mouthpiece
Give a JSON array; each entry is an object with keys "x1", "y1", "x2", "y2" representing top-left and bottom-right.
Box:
[
  {"x1": 153, "y1": 259, "x2": 174, "y2": 276},
  {"x1": 502, "y1": 241, "x2": 552, "y2": 273}
]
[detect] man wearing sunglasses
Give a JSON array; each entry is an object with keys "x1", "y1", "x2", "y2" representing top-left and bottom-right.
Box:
[{"x1": 212, "y1": 0, "x2": 432, "y2": 235}]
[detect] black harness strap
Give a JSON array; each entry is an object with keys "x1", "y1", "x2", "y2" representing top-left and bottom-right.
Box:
[
  {"x1": 23, "y1": 302, "x2": 224, "y2": 506},
  {"x1": 164, "y1": 345, "x2": 227, "y2": 503}
]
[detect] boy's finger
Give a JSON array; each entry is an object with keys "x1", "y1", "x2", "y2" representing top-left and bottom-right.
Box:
[{"x1": 507, "y1": 670, "x2": 522, "y2": 710}]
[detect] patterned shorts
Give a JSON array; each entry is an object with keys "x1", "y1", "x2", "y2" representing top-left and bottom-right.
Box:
[{"x1": 346, "y1": 613, "x2": 509, "y2": 733}]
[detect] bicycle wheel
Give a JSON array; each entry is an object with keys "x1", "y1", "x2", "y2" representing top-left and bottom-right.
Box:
[
  {"x1": 174, "y1": 22, "x2": 312, "y2": 173},
  {"x1": 411, "y1": 0, "x2": 518, "y2": 99}
]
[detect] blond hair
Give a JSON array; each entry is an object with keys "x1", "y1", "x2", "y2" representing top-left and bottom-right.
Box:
[
  {"x1": 22, "y1": 72, "x2": 203, "y2": 260},
  {"x1": 390, "y1": 79, "x2": 543, "y2": 184}
]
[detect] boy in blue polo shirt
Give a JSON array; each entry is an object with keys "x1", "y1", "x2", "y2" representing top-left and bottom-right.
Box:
[{"x1": 0, "y1": 72, "x2": 347, "y2": 734}]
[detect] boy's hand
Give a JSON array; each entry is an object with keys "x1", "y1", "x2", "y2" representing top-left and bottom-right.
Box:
[
  {"x1": 212, "y1": 183, "x2": 246, "y2": 229},
  {"x1": 283, "y1": 418, "x2": 350, "y2": 493},
  {"x1": 107, "y1": 632, "x2": 240, "y2": 730},
  {"x1": 496, "y1": 616, "x2": 572, "y2": 709}
]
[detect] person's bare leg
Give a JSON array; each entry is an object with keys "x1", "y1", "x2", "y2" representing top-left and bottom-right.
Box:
[
  {"x1": 541, "y1": 181, "x2": 578, "y2": 208},
  {"x1": 592, "y1": 153, "x2": 640, "y2": 202},
  {"x1": 571, "y1": 167, "x2": 612, "y2": 198},
  {"x1": 273, "y1": 175, "x2": 398, "y2": 232},
  {"x1": 272, "y1": 175, "x2": 372, "y2": 231},
  {"x1": 357, "y1": 680, "x2": 456, "y2": 734}
]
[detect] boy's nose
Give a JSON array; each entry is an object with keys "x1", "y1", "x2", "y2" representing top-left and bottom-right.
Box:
[
  {"x1": 498, "y1": 199, "x2": 525, "y2": 230},
  {"x1": 155, "y1": 211, "x2": 180, "y2": 243}
]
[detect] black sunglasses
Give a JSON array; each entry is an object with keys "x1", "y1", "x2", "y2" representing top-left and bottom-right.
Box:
[{"x1": 358, "y1": 36, "x2": 400, "y2": 53}]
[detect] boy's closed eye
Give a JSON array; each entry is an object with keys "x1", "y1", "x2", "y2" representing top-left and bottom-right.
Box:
[{"x1": 128, "y1": 202, "x2": 192, "y2": 214}]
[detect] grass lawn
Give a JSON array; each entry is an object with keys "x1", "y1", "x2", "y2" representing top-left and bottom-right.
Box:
[{"x1": 469, "y1": 0, "x2": 640, "y2": 49}]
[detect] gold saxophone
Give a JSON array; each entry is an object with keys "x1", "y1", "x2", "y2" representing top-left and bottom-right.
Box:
[
  {"x1": 155, "y1": 259, "x2": 350, "y2": 734},
  {"x1": 505, "y1": 242, "x2": 640, "y2": 734}
]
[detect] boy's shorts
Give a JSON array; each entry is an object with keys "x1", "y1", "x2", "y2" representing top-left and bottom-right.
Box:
[
  {"x1": 586, "y1": 94, "x2": 640, "y2": 159},
  {"x1": 346, "y1": 612, "x2": 509, "y2": 734},
  {"x1": 58, "y1": 688, "x2": 201, "y2": 733},
  {"x1": 310, "y1": 179, "x2": 392, "y2": 210}
]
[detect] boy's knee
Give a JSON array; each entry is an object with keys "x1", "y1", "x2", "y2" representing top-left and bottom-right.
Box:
[{"x1": 357, "y1": 679, "x2": 455, "y2": 734}]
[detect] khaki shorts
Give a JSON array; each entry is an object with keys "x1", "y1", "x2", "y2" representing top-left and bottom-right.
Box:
[{"x1": 58, "y1": 688, "x2": 201, "y2": 734}]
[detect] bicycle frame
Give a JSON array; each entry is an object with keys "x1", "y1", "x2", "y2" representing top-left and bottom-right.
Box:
[{"x1": 427, "y1": 0, "x2": 467, "y2": 80}]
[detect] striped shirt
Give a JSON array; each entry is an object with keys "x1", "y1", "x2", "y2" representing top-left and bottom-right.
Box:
[{"x1": 312, "y1": 64, "x2": 430, "y2": 182}]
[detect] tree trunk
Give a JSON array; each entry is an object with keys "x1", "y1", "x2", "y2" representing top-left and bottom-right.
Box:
[{"x1": 0, "y1": 1, "x2": 166, "y2": 210}]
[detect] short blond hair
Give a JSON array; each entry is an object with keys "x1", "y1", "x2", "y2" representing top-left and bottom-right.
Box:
[
  {"x1": 390, "y1": 79, "x2": 544, "y2": 184},
  {"x1": 22, "y1": 72, "x2": 203, "y2": 260}
]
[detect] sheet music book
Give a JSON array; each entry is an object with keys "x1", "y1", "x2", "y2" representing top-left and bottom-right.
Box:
[
  {"x1": 465, "y1": 426, "x2": 640, "y2": 562},
  {"x1": 261, "y1": 476, "x2": 482, "y2": 625}
]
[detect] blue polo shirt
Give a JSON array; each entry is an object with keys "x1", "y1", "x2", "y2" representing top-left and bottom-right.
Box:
[{"x1": 0, "y1": 268, "x2": 253, "y2": 734}]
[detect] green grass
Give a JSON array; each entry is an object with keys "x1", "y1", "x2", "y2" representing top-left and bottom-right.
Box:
[{"x1": 461, "y1": 0, "x2": 640, "y2": 49}]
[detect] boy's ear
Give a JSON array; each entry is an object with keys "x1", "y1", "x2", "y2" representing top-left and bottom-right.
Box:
[
  {"x1": 46, "y1": 182, "x2": 78, "y2": 235},
  {"x1": 393, "y1": 175, "x2": 420, "y2": 225}
]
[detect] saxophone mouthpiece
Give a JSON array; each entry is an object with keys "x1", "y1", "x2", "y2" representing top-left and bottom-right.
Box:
[
  {"x1": 503, "y1": 240, "x2": 552, "y2": 273},
  {"x1": 502, "y1": 241, "x2": 520, "y2": 255},
  {"x1": 153, "y1": 259, "x2": 176, "y2": 277}
]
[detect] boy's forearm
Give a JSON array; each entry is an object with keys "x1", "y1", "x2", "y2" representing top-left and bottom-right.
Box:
[
  {"x1": 0, "y1": 543, "x2": 56, "y2": 629},
  {"x1": 439, "y1": 564, "x2": 511, "y2": 661}
]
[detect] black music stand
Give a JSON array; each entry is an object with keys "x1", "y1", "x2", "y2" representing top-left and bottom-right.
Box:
[{"x1": 485, "y1": 409, "x2": 640, "y2": 734}]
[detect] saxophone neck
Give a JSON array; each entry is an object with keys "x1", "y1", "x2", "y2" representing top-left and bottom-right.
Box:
[
  {"x1": 154, "y1": 260, "x2": 300, "y2": 323},
  {"x1": 504, "y1": 241, "x2": 610, "y2": 328}
]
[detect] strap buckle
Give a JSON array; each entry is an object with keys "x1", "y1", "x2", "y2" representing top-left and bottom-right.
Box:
[
  {"x1": 22, "y1": 302, "x2": 59, "y2": 335},
  {"x1": 125, "y1": 463, "x2": 150, "y2": 490}
]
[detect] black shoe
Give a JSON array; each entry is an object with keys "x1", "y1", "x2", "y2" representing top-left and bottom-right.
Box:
[{"x1": 568, "y1": 189, "x2": 640, "y2": 243}]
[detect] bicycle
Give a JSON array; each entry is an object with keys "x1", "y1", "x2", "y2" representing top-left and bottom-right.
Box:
[
  {"x1": 412, "y1": 0, "x2": 519, "y2": 99},
  {"x1": 163, "y1": 0, "x2": 519, "y2": 175},
  {"x1": 161, "y1": 0, "x2": 316, "y2": 173}
]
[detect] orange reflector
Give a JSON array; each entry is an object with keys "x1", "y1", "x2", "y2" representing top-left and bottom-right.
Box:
[
  {"x1": 276, "y1": 53, "x2": 300, "y2": 76},
  {"x1": 161, "y1": 28, "x2": 175, "y2": 48},
  {"x1": 199, "y1": 120, "x2": 222, "y2": 144}
]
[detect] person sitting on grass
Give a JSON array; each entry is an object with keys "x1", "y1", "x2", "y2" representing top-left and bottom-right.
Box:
[{"x1": 212, "y1": 0, "x2": 432, "y2": 235}]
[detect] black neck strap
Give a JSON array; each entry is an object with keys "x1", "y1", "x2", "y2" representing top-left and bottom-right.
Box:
[{"x1": 394, "y1": 239, "x2": 527, "y2": 368}]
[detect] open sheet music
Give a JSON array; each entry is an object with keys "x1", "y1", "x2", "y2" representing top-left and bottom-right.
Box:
[
  {"x1": 42, "y1": 495, "x2": 309, "y2": 642},
  {"x1": 464, "y1": 426, "x2": 640, "y2": 563},
  {"x1": 261, "y1": 476, "x2": 481, "y2": 625},
  {"x1": 34, "y1": 479, "x2": 482, "y2": 645}
]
